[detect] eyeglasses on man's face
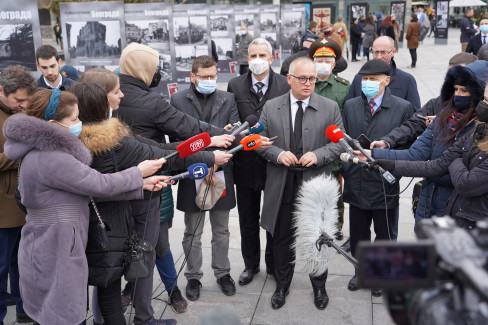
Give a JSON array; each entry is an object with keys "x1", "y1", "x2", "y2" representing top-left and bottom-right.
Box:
[
  {"x1": 195, "y1": 74, "x2": 218, "y2": 80},
  {"x1": 372, "y1": 49, "x2": 394, "y2": 57},
  {"x1": 290, "y1": 75, "x2": 317, "y2": 84}
]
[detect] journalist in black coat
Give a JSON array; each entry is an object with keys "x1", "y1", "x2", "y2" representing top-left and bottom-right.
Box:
[
  {"x1": 466, "y1": 31, "x2": 486, "y2": 56},
  {"x1": 227, "y1": 38, "x2": 290, "y2": 285}
]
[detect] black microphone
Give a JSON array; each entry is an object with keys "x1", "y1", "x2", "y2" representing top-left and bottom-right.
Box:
[{"x1": 230, "y1": 115, "x2": 258, "y2": 136}]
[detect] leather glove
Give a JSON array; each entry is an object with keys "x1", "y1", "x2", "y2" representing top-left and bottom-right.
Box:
[{"x1": 371, "y1": 159, "x2": 395, "y2": 172}]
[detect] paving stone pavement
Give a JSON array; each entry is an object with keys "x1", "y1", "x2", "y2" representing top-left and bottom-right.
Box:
[{"x1": 4, "y1": 28, "x2": 466, "y2": 325}]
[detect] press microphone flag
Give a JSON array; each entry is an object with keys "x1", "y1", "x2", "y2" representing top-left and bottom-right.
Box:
[
  {"x1": 165, "y1": 163, "x2": 209, "y2": 183},
  {"x1": 292, "y1": 174, "x2": 340, "y2": 277},
  {"x1": 241, "y1": 121, "x2": 265, "y2": 136},
  {"x1": 226, "y1": 134, "x2": 262, "y2": 155},
  {"x1": 159, "y1": 133, "x2": 211, "y2": 162},
  {"x1": 230, "y1": 115, "x2": 258, "y2": 136}
]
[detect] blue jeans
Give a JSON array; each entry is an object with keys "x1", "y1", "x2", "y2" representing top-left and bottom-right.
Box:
[{"x1": 0, "y1": 227, "x2": 25, "y2": 325}]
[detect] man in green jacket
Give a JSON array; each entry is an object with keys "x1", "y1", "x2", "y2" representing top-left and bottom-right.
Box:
[{"x1": 309, "y1": 38, "x2": 350, "y2": 240}]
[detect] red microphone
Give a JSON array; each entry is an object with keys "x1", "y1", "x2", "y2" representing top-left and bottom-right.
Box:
[
  {"x1": 325, "y1": 125, "x2": 354, "y2": 155},
  {"x1": 158, "y1": 133, "x2": 211, "y2": 162},
  {"x1": 227, "y1": 134, "x2": 262, "y2": 155}
]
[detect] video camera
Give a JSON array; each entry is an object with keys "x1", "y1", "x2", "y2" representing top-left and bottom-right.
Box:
[{"x1": 356, "y1": 216, "x2": 488, "y2": 325}]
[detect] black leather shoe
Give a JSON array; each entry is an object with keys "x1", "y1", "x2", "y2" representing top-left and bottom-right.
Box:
[
  {"x1": 266, "y1": 267, "x2": 274, "y2": 275},
  {"x1": 340, "y1": 238, "x2": 351, "y2": 252},
  {"x1": 238, "y1": 267, "x2": 260, "y2": 286},
  {"x1": 16, "y1": 312, "x2": 34, "y2": 323},
  {"x1": 271, "y1": 287, "x2": 289, "y2": 310},
  {"x1": 313, "y1": 288, "x2": 329, "y2": 310},
  {"x1": 217, "y1": 274, "x2": 236, "y2": 296},
  {"x1": 348, "y1": 275, "x2": 359, "y2": 291},
  {"x1": 6, "y1": 292, "x2": 15, "y2": 306},
  {"x1": 371, "y1": 289, "x2": 383, "y2": 297},
  {"x1": 335, "y1": 231, "x2": 343, "y2": 241},
  {"x1": 186, "y1": 279, "x2": 202, "y2": 301}
]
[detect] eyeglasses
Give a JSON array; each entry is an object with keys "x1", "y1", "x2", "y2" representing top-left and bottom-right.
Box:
[
  {"x1": 372, "y1": 49, "x2": 394, "y2": 57},
  {"x1": 195, "y1": 74, "x2": 218, "y2": 80},
  {"x1": 290, "y1": 75, "x2": 317, "y2": 84}
]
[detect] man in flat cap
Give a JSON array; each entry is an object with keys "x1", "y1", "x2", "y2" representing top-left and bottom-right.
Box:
[
  {"x1": 309, "y1": 38, "x2": 349, "y2": 241},
  {"x1": 340, "y1": 59, "x2": 414, "y2": 296}
]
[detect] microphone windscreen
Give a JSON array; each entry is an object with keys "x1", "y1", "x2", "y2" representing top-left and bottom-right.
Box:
[
  {"x1": 245, "y1": 115, "x2": 258, "y2": 126},
  {"x1": 176, "y1": 133, "x2": 211, "y2": 158},
  {"x1": 248, "y1": 122, "x2": 265, "y2": 135},
  {"x1": 325, "y1": 125, "x2": 344, "y2": 144},
  {"x1": 240, "y1": 134, "x2": 262, "y2": 151},
  {"x1": 187, "y1": 163, "x2": 209, "y2": 180}
]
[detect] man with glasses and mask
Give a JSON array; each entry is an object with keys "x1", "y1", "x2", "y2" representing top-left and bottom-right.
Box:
[
  {"x1": 341, "y1": 59, "x2": 414, "y2": 297},
  {"x1": 345, "y1": 36, "x2": 421, "y2": 111},
  {"x1": 227, "y1": 38, "x2": 289, "y2": 288},
  {"x1": 169, "y1": 55, "x2": 240, "y2": 301},
  {"x1": 257, "y1": 57, "x2": 344, "y2": 310}
]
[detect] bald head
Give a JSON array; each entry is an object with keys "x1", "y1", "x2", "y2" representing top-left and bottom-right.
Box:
[{"x1": 372, "y1": 36, "x2": 396, "y2": 64}]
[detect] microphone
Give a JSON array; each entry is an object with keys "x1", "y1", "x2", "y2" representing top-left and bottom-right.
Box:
[
  {"x1": 340, "y1": 152, "x2": 371, "y2": 167},
  {"x1": 241, "y1": 121, "x2": 265, "y2": 136},
  {"x1": 325, "y1": 125, "x2": 355, "y2": 155},
  {"x1": 226, "y1": 134, "x2": 262, "y2": 155},
  {"x1": 230, "y1": 115, "x2": 258, "y2": 136},
  {"x1": 158, "y1": 133, "x2": 211, "y2": 162},
  {"x1": 165, "y1": 163, "x2": 209, "y2": 183}
]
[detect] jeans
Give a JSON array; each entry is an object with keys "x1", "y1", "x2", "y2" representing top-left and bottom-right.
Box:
[
  {"x1": 0, "y1": 227, "x2": 24, "y2": 325},
  {"x1": 182, "y1": 210, "x2": 231, "y2": 280},
  {"x1": 155, "y1": 222, "x2": 178, "y2": 291}
]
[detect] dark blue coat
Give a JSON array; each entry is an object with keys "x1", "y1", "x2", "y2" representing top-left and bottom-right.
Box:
[
  {"x1": 37, "y1": 75, "x2": 76, "y2": 90},
  {"x1": 346, "y1": 59, "x2": 421, "y2": 110},
  {"x1": 466, "y1": 33, "x2": 484, "y2": 55},
  {"x1": 372, "y1": 118, "x2": 476, "y2": 222}
]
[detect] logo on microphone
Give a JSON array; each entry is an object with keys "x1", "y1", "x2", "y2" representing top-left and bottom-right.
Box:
[
  {"x1": 246, "y1": 140, "x2": 256, "y2": 149},
  {"x1": 190, "y1": 139, "x2": 205, "y2": 152},
  {"x1": 191, "y1": 165, "x2": 206, "y2": 178}
]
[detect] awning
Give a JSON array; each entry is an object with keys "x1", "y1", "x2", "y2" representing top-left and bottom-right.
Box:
[{"x1": 449, "y1": 0, "x2": 487, "y2": 7}]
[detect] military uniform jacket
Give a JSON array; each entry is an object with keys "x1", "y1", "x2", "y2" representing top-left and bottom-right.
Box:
[{"x1": 314, "y1": 74, "x2": 350, "y2": 111}]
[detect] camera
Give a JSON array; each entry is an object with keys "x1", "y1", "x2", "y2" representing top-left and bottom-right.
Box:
[{"x1": 356, "y1": 216, "x2": 488, "y2": 325}]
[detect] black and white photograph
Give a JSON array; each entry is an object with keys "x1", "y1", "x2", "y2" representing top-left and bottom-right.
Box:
[
  {"x1": 159, "y1": 53, "x2": 172, "y2": 81},
  {"x1": 65, "y1": 21, "x2": 121, "y2": 59},
  {"x1": 261, "y1": 32, "x2": 278, "y2": 52},
  {"x1": 391, "y1": 2, "x2": 405, "y2": 42},
  {"x1": 125, "y1": 20, "x2": 170, "y2": 51},
  {"x1": 281, "y1": 30, "x2": 301, "y2": 52},
  {"x1": 235, "y1": 14, "x2": 255, "y2": 30},
  {"x1": 260, "y1": 13, "x2": 277, "y2": 31},
  {"x1": 351, "y1": 3, "x2": 368, "y2": 21},
  {"x1": 283, "y1": 12, "x2": 303, "y2": 28},
  {"x1": 213, "y1": 38, "x2": 233, "y2": 61},
  {"x1": 175, "y1": 45, "x2": 208, "y2": 72},
  {"x1": 0, "y1": 24, "x2": 36, "y2": 70},
  {"x1": 173, "y1": 16, "x2": 190, "y2": 45},
  {"x1": 188, "y1": 16, "x2": 208, "y2": 46},
  {"x1": 210, "y1": 15, "x2": 229, "y2": 37},
  {"x1": 436, "y1": 1, "x2": 448, "y2": 29},
  {"x1": 0, "y1": 0, "x2": 42, "y2": 71}
]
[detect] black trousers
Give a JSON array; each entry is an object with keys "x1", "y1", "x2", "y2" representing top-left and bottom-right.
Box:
[
  {"x1": 97, "y1": 278, "x2": 125, "y2": 325},
  {"x1": 349, "y1": 205, "x2": 396, "y2": 258},
  {"x1": 409, "y1": 49, "x2": 417, "y2": 67},
  {"x1": 236, "y1": 186, "x2": 274, "y2": 271},
  {"x1": 351, "y1": 41, "x2": 359, "y2": 60}
]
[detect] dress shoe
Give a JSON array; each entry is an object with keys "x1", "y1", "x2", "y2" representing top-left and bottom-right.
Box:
[
  {"x1": 334, "y1": 231, "x2": 343, "y2": 240},
  {"x1": 238, "y1": 267, "x2": 260, "y2": 286},
  {"x1": 313, "y1": 287, "x2": 329, "y2": 310},
  {"x1": 372, "y1": 289, "x2": 383, "y2": 297},
  {"x1": 348, "y1": 275, "x2": 359, "y2": 291},
  {"x1": 186, "y1": 279, "x2": 202, "y2": 301},
  {"x1": 271, "y1": 287, "x2": 289, "y2": 309},
  {"x1": 6, "y1": 292, "x2": 15, "y2": 306},
  {"x1": 16, "y1": 312, "x2": 34, "y2": 323},
  {"x1": 340, "y1": 238, "x2": 351, "y2": 252},
  {"x1": 217, "y1": 274, "x2": 236, "y2": 296}
]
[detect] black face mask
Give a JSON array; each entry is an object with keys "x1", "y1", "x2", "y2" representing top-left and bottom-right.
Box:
[
  {"x1": 149, "y1": 68, "x2": 161, "y2": 88},
  {"x1": 476, "y1": 101, "x2": 488, "y2": 122},
  {"x1": 323, "y1": 30, "x2": 332, "y2": 36}
]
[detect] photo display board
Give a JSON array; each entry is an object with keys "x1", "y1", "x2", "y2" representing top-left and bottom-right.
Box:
[
  {"x1": 436, "y1": 1, "x2": 449, "y2": 40},
  {"x1": 391, "y1": 1, "x2": 406, "y2": 43},
  {"x1": 280, "y1": 4, "x2": 306, "y2": 55},
  {"x1": 311, "y1": 4, "x2": 335, "y2": 31},
  {"x1": 124, "y1": 3, "x2": 176, "y2": 99},
  {"x1": 260, "y1": 5, "x2": 281, "y2": 64},
  {"x1": 0, "y1": 0, "x2": 42, "y2": 71},
  {"x1": 60, "y1": 1, "x2": 125, "y2": 68},
  {"x1": 350, "y1": 3, "x2": 368, "y2": 25},
  {"x1": 210, "y1": 4, "x2": 235, "y2": 76}
]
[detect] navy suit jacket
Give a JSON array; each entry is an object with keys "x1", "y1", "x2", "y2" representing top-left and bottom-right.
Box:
[{"x1": 466, "y1": 33, "x2": 485, "y2": 56}]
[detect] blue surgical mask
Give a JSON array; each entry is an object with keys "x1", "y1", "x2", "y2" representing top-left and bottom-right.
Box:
[
  {"x1": 481, "y1": 25, "x2": 488, "y2": 33},
  {"x1": 56, "y1": 121, "x2": 83, "y2": 137},
  {"x1": 240, "y1": 30, "x2": 247, "y2": 36},
  {"x1": 196, "y1": 80, "x2": 217, "y2": 95},
  {"x1": 453, "y1": 95, "x2": 472, "y2": 112},
  {"x1": 361, "y1": 80, "x2": 382, "y2": 98}
]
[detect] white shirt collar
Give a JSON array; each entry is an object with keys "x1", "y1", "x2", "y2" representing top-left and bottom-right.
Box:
[
  {"x1": 289, "y1": 92, "x2": 310, "y2": 131},
  {"x1": 43, "y1": 75, "x2": 63, "y2": 89}
]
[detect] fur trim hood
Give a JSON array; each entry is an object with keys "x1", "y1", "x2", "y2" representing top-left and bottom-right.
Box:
[
  {"x1": 3, "y1": 114, "x2": 92, "y2": 165},
  {"x1": 441, "y1": 62, "x2": 488, "y2": 104},
  {"x1": 78, "y1": 118, "x2": 130, "y2": 155}
]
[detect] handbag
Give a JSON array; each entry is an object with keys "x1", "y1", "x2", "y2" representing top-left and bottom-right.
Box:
[
  {"x1": 89, "y1": 197, "x2": 109, "y2": 251},
  {"x1": 123, "y1": 233, "x2": 154, "y2": 281}
]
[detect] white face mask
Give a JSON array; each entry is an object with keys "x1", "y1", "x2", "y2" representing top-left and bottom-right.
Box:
[
  {"x1": 315, "y1": 63, "x2": 332, "y2": 78},
  {"x1": 249, "y1": 58, "x2": 270, "y2": 75}
]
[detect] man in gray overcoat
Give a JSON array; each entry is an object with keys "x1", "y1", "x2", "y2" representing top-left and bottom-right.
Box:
[{"x1": 257, "y1": 57, "x2": 344, "y2": 310}]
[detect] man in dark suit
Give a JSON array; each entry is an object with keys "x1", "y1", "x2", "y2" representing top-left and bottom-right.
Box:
[
  {"x1": 169, "y1": 55, "x2": 239, "y2": 301},
  {"x1": 258, "y1": 57, "x2": 344, "y2": 310},
  {"x1": 227, "y1": 38, "x2": 290, "y2": 287},
  {"x1": 341, "y1": 60, "x2": 414, "y2": 296},
  {"x1": 460, "y1": 8, "x2": 476, "y2": 52},
  {"x1": 466, "y1": 17, "x2": 488, "y2": 56}
]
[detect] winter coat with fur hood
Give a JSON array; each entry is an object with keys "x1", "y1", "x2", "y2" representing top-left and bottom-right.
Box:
[{"x1": 2, "y1": 114, "x2": 144, "y2": 325}]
